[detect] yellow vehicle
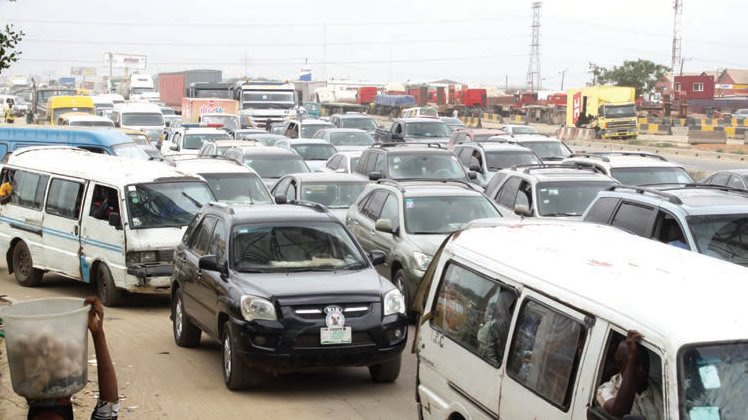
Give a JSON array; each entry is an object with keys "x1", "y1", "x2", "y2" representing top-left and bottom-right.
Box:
[
  {"x1": 47, "y1": 96, "x2": 95, "y2": 125},
  {"x1": 566, "y1": 86, "x2": 637, "y2": 139}
]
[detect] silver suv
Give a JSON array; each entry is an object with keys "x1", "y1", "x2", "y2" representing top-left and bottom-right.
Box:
[
  {"x1": 584, "y1": 184, "x2": 748, "y2": 267},
  {"x1": 453, "y1": 142, "x2": 541, "y2": 188},
  {"x1": 484, "y1": 165, "x2": 618, "y2": 219},
  {"x1": 563, "y1": 151, "x2": 693, "y2": 185},
  {"x1": 345, "y1": 180, "x2": 501, "y2": 312}
]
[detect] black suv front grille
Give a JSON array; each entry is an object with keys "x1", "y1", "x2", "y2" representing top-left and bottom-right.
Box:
[{"x1": 290, "y1": 303, "x2": 372, "y2": 320}]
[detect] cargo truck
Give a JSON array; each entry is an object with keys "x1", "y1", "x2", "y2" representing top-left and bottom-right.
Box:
[
  {"x1": 181, "y1": 98, "x2": 240, "y2": 123},
  {"x1": 372, "y1": 94, "x2": 416, "y2": 117},
  {"x1": 234, "y1": 81, "x2": 296, "y2": 127},
  {"x1": 566, "y1": 86, "x2": 638, "y2": 139},
  {"x1": 158, "y1": 69, "x2": 223, "y2": 112}
]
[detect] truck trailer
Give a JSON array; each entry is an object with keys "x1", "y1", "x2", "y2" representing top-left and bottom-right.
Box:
[
  {"x1": 158, "y1": 69, "x2": 223, "y2": 113},
  {"x1": 567, "y1": 86, "x2": 638, "y2": 139}
]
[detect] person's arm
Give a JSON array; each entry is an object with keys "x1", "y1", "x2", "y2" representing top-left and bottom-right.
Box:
[
  {"x1": 603, "y1": 331, "x2": 642, "y2": 417},
  {"x1": 84, "y1": 296, "x2": 118, "y2": 403}
]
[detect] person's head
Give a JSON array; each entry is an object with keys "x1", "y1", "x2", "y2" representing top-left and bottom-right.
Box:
[{"x1": 614, "y1": 340, "x2": 650, "y2": 391}]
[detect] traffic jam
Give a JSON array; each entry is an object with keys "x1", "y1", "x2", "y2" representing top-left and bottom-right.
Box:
[{"x1": 1, "y1": 2, "x2": 748, "y2": 419}]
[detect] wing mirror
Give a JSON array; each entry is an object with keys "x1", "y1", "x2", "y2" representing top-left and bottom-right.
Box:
[
  {"x1": 514, "y1": 203, "x2": 532, "y2": 217},
  {"x1": 274, "y1": 193, "x2": 287, "y2": 204},
  {"x1": 198, "y1": 255, "x2": 219, "y2": 271},
  {"x1": 369, "y1": 250, "x2": 386, "y2": 265},
  {"x1": 169, "y1": 142, "x2": 178, "y2": 151},
  {"x1": 107, "y1": 212, "x2": 122, "y2": 230},
  {"x1": 469, "y1": 164, "x2": 481, "y2": 172},
  {"x1": 468, "y1": 171, "x2": 478, "y2": 180},
  {"x1": 368, "y1": 171, "x2": 383, "y2": 181},
  {"x1": 375, "y1": 218, "x2": 396, "y2": 234}
]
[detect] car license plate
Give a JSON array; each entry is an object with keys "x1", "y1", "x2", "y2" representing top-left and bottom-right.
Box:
[{"x1": 320, "y1": 327, "x2": 352, "y2": 345}]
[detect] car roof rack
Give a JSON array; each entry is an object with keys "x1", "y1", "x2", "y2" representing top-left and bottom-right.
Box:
[
  {"x1": 164, "y1": 155, "x2": 240, "y2": 166},
  {"x1": 286, "y1": 200, "x2": 330, "y2": 213},
  {"x1": 510, "y1": 163, "x2": 595, "y2": 174},
  {"x1": 659, "y1": 183, "x2": 748, "y2": 195},
  {"x1": 588, "y1": 151, "x2": 668, "y2": 161},
  {"x1": 608, "y1": 185, "x2": 683, "y2": 204},
  {"x1": 372, "y1": 142, "x2": 444, "y2": 149},
  {"x1": 393, "y1": 178, "x2": 481, "y2": 192},
  {"x1": 568, "y1": 153, "x2": 611, "y2": 162},
  {"x1": 206, "y1": 202, "x2": 235, "y2": 215}
]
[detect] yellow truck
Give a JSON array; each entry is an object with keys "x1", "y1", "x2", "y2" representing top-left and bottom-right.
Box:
[
  {"x1": 47, "y1": 96, "x2": 95, "y2": 125},
  {"x1": 566, "y1": 86, "x2": 637, "y2": 139}
]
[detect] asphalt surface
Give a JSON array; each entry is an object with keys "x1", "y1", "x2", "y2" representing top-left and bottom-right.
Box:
[{"x1": 0, "y1": 269, "x2": 418, "y2": 419}]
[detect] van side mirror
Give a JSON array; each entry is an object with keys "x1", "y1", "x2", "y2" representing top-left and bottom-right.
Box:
[
  {"x1": 108, "y1": 212, "x2": 122, "y2": 230},
  {"x1": 368, "y1": 171, "x2": 383, "y2": 181},
  {"x1": 198, "y1": 255, "x2": 219, "y2": 272},
  {"x1": 514, "y1": 203, "x2": 532, "y2": 217},
  {"x1": 114, "y1": 121, "x2": 121, "y2": 128},
  {"x1": 375, "y1": 218, "x2": 395, "y2": 234},
  {"x1": 274, "y1": 193, "x2": 287, "y2": 204},
  {"x1": 369, "y1": 250, "x2": 386, "y2": 265},
  {"x1": 169, "y1": 142, "x2": 178, "y2": 151}
]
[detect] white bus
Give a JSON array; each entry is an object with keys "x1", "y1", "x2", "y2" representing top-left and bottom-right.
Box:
[{"x1": 0, "y1": 147, "x2": 215, "y2": 306}]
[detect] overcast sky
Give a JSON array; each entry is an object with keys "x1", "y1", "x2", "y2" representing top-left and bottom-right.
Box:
[{"x1": 1, "y1": 0, "x2": 745, "y2": 89}]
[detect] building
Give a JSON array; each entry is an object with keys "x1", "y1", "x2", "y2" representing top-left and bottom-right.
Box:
[
  {"x1": 716, "y1": 69, "x2": 748, "y2": 97},
  {"x1": 674, "y1": 73, "x2": 715, "y2": 100}
]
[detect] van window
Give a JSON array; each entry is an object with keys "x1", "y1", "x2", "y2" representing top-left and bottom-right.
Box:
[
  {"x1": 507, "y1": 299, "x2": 587, "y2": 409},
  {"x1": 88, "y1": 185, "x2": 120, "y2": 221},
  {"x1": 46, "y1": 178, "x2": 84, "y2": 219},
  {"x1": 11, "y1": 170, "x2": 48, "y2": 210},
  {"x1": 432, "y1": 263, "x2": 517, "y2": 367}
]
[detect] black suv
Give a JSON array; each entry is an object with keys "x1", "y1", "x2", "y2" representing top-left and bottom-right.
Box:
[
  {"x1": 171, "y1": 201, "x2": 407, "y2": 390},
  {"x1": 354, "y1": 143, "x2": 477, "y2": 183}
]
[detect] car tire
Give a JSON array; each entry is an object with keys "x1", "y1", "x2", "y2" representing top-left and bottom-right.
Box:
[
  {"x1": 393, "y1": 269, "x2": 412, "y2": 318},
  {"x1": 12, "y1": 241, "x2": 43, "y2": 287},
  {"x1": 96, "y1": 264, "x2": 122, "y2": 307},
  {"x1": 223, "y1": 321, "x2": 250, "y2": 391},
  {"x1": 369, "y1": 354, "x2": 402, "y2": 383},
  {"x1": 173, "y1": 291, "x2": 201, "y2": 348}
]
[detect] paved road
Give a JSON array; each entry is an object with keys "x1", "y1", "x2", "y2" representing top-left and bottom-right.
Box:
[{"x1": 0, "y1": 269, "x2": 418, "y2": 419}]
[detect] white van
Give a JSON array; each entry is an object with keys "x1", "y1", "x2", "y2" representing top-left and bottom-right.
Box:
[
  {"x1": 111, "y1": 102, "x2": 164, "y2": 144},
  {"x1": 415, "y1": 220, "x2": 748, "y2": 420},
  {"x1": 401, "y1": 106, "x2": 439, "y2": 119},
  {"x1": 0, "y1": 147, "x2": 215, "y2": 306}
]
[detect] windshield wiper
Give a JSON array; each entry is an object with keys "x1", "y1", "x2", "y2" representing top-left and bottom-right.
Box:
[
  {"x1": 542, "y1": 212, "x2": 579, "y2": 217},
  {"x1": 283, "y1": 267, "x2": 339, "y2": 272},
  {"x1": 182, "y1": 192, "x2": 203, "y2": 208}
]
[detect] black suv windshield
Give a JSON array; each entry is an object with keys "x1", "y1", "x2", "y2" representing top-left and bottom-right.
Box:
[
  {"x1": 126, "y1": 181, "x2": 215, "y2": 229},
  {"x1": 301, "y1": 181, "x2": 368, "y2": 209},
  {"x1": 536, "y1": 181, "x2": 617, "y2": 217},
  {"x1": 404, "y1": 196, "x2": 499, "y2": 234},
  {"x1": 232, "y1": 222, "x2": 367, "y2": 272},
  {"x1": 688, "y1": 214, "x2": 748, "y2": 266},
  {"x1": 388, "y1": 154, "x2": 466, "y2": 181},
  {"x1": 340, "y1": 118, "x2": 377, "y2": 130},
  {"x1": 679, "y1": 341, "x2": 748, "y2": 417},
  {"x1": 611, "y1": 167, "x2": 694, "y2": 185},
  {"x1": 200, "y1": 173, "x2": 273, "y2": 205},
  {"x1": 243, "y1": 156, "x2": 309, "y2": 178}
]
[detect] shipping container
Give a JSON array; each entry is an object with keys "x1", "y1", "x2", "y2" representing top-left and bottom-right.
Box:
[
  {"x1": 158, "y1": 69, "x2": 222, "y2": 112},
  {"x1": 182, "y1": 98, "x2": 240, "y2": 123}
]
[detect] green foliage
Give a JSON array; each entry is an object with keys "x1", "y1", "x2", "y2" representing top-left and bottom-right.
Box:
[
  {"x1": 590, "y1": 59, "x2": 670, "y2": 97},
  {"x1": 0, "y1": 1, "x2": 24, "y2": 74}
]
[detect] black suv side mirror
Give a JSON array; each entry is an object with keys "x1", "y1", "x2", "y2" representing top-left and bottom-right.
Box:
[
  {"x1": 199, "y1": 255, "x2": 219, "y2": 271},
  {"x1": 108, "y1": 212, "x2": 122, "y2": 230},
  {"x1": 369, "y1": 250, "x2": 386, "y2": 266}
]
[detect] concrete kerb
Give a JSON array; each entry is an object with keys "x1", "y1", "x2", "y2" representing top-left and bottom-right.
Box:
[{"x1": 567, "y1": 140, "x2": 747, "y2": 163}]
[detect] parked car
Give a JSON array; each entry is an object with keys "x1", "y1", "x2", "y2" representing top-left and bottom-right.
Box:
[
  {"x1": 440, "y1": 117, "x2": 466, "y2": 131},
  {"x1": 121, "y1": 129, "x2": 161, "y2": 159},
  {"x1": 161, "y1": 126, "x2": 232, "y2": 157},
  {"x1": 272, "y1": 172, "x2": 368, "y2": 221},
  {"x1": 584, "y1": 184, "x2": 748, "y2": 267},
  {"x1": 354, "y1": 143, "x2": 476, "y2": 184},
  {"x1": 286, "y1": 138, "x2": 338, "y2": 171},
  {"x1": 453, "y1": 143, "x2": 542, "y2": 188},
  {"x1": 171, "y1": 201, "x2": 407, "y2": 389},
  {"x1": 563, "y1": 152, "x2": 694, "y2": 185},
  {"x1": 168, "y1": 157, "x2": 273, "y2": 205},
  {"x1": 329, "y1": 113, "x2": 378, "y2": 133},
  {"x1": 374, "y1": 118, "x2": 452, "y2": 145},
  {"x1": 314, "y1": 128, "x2": 376, "y2": 152},
  {"x1": 223, "y1": 145, "x2": 309, "y2": 188},
  {"x1": 485, "y1": 134, "x2": 573, "y2": 162},
  {"x1": 319, "y1": 151, "x2": 363, "y2": 174},
  {"x1": 197, "y1": 139, "x2": 262, "y2": 158},
  {"x1": 346, "y1": 179, "x2": 501, "y2": 312},
  {"x1": 484, "y1": 165, "x2": 618, "y2": 219},
  {"x1": 283, "y1": 118, "x2": 335, "y2": 139},
  {"x1": 703, "y1": 168, "x2": 748, "y2": 190},
  {"x1": 447, "y1": 128, "x2": 511, "y2": 149},
  {"x1": 414, "y1": 218, "x2": 748, "y2": 420}
]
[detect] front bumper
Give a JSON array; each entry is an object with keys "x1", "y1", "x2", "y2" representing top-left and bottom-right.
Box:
[
  {"x1": 601, "y1": 128, "x2": 637, "y2": 138},
  {"x1": 126, "y1": 264, "x2": 173, "y2": 292},
  {"x1": 229, "y1": 303, "x2": 407, "y2": 372}
]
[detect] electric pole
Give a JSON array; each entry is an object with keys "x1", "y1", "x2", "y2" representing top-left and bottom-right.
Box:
[
  {"x1": 559, "y1": 69, "x2": 567, "y2": 91},
  {"x1": 671, "y1": 0, "x2": 683, "y2": 91},
  {"x1": 526, "y1": 2, "x2": 542, "y2": 92}
]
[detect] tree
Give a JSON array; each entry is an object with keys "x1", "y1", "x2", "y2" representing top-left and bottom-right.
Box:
[
  {"x1": 0, "y1": 0, "x2": 24, "y2": 75},
  {"x1": 589, "y1": 59, "x2": 670, "y2": 97}
]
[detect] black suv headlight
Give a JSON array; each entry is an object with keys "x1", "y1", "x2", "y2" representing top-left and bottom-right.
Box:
[
  {"x1": 383, "y1": 289, "x2": 406, "y2": 316},
  {"x1": 240, "y1": 295, "x2": 277, "y2": 321}
]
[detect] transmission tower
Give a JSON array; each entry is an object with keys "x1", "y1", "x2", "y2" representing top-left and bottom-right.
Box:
[
  {"x1": 671, "y1": 0, "x2": 683, "y2": 86},
  {"x1": 526, "y1": 2, "x2": 542, "y2": 92}
]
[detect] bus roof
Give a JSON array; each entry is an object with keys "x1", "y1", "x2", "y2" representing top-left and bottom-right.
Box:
[
  {"x1": 7, "y1": 147, "x2": 199, "y2": 186},
  {"x1": 0, "y1": 126, "x2": 134, "y2": 149},
  {"x1": 450, "y1": 220, "x2": 748, "y2": 350}
]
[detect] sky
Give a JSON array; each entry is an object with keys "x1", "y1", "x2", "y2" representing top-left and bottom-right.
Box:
[{"x1": 1, "y1": 0, "x2": 745, "y2": 90}]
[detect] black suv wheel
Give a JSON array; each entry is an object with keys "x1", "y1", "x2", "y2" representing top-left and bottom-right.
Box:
[
  {"x1": 173, "y1": 291, "x2": 201, "y2": 347},
  {"x1": 369, "y1": 355, "x2": 402, "y2": 382}
]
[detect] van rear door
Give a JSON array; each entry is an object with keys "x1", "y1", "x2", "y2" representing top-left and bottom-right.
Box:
[{"x1": 42, "y1": 176, "x2": 86, "y2": 279}]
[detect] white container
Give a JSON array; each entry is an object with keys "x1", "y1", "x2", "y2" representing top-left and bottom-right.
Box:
[{"x1": 2, "y1": 297, "x2": 90, "y2": 399}]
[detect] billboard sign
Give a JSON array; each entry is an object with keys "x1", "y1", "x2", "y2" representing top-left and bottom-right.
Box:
[
  {"x1": 105, "y1": 53, "x2": 147, "y2": 70},
  {"x1": 71, "y1": 66, "x2": 97, "y2": 76},
  {"x1": 572, "y1": 91, "x2": 582, "y2": 124}
]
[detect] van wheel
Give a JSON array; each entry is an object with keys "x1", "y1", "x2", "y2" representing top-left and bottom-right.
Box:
[
  {"x1": 96, "y1": 264, "x2": 122, "y2": 307},
  {"x1": 173, "y1": 291, "x2": 201, "y2": 348},
  {"x1": 12, "y1": 241, "x2": 43, "y2": 287},
  {"x1": 369, "y1": 355, "x2": 401, "y2": 383}
]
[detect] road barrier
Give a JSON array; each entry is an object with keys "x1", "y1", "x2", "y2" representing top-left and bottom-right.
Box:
[
  {"x1": 481, "y1": 113, "x2": 503, "y2": 122},
  {"x1": 688, "y1": 129, "x2": 727, "y2": 144},
  {"x1": 459, "y1": 116, "x2": 482, "y2": 128},
  {"x1": 557, "y1": 127, "x2": 597, "y2": 141},
  {"x1": 637, "y1": 123, "x2": 672, "y2": 135},
  {"x1": 507, "y1": 114, "x2": 527, "y2": 125}
]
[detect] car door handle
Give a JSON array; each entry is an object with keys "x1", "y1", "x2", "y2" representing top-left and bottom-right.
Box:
[{"x1": 74, "y1": 225, "x2": 79, "y2": 236}]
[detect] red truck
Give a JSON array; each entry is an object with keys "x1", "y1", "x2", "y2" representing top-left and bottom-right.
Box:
[
  {"x1": 356, "y1": 86, "x2": 379, "y2": 105},
  {"x1": 158, "y1": 69, "x2": 223, "y2": 113}
]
